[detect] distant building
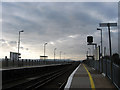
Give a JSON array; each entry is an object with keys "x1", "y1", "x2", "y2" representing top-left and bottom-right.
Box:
[{"x1": 10, "y1": 52, "x2": 21, "y2": 60}]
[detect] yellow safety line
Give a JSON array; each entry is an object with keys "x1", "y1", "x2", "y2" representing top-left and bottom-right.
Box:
[{"x1": 83, "y1": 64, "x2": 95, "y2": 90}]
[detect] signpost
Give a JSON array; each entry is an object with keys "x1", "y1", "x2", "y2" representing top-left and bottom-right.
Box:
[
  {"x1": 99, "y1": 23, "x2": 117, "y2": 27},
  {"x1": 99, "y1": 22, "x2": 117, "y2": 81}
]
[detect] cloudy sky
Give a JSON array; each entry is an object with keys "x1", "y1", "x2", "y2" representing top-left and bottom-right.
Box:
[{"x1": 0, "y1": 2, "x2": 118, "y2": 60}]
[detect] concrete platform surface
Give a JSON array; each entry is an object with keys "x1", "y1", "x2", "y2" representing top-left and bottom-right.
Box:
[{"x1": 65, "y1": 63, "x2": 117, "y2": 90}]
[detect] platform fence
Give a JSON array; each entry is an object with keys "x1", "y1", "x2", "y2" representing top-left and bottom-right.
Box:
[
  {"x1": 84, "y1": 59, "x2": 120, "y2": 89},
  {"x1": 1, "y1": 58, "x2": 72, "y2": 69}
]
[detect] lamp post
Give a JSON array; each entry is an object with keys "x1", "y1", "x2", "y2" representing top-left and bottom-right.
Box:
[
  {"x1": 64, "y1": 53, "x2": 66, "y2": 63},
  {"x1": 54, "y1": 48, "x2": 57, "y2": 62},
  {"x1": 97, "y1": 28, "x2": 103, "y2": 57},
  {"x1": 60, "y1": 51, "x2": 62, "y2": 60},
  {"x1": 104, "y1": 47, "x2": 106, "y2": 57},
  {"x1": 97, "y1": 28, "x2": 103, "y2": 72},
  {"x1": 99, "y1": 23, "x2": 117, "y2": 80},
  {"x1": 86, "y1": 51, "x2": 88, "y2": 56},
  {"x1": 86, "y1": 51, "x2": 88, "y2": 60},
  {"x1": 44, "y1": 42, "x2": 47, "y2": 59},
  {"x1": 18, "y1": 30, "x2": 24, "y2": 60},
  {"x1": 64, "y1": 53, "x2": 66, "y2": 59}
]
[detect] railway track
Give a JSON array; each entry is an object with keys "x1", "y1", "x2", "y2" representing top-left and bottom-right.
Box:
[
  {"x1": 2, "y1": 64, "x2": 70, "y2": 90},
  {"x1": 32, "y1": 65, "x2": 73, "y2": 90},
  {"x1": 3, "y1": 62, "x2": 79, "y2": 90}
]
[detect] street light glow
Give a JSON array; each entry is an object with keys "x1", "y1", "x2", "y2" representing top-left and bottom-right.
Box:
[{"x1": 18, "y1": 30, "x2": 24, "y2": 60}]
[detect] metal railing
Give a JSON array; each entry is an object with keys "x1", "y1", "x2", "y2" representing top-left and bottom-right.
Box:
[
  {"x1": 1, "y1": 58, "x2": 72, "y2": 69},
  {"x1": 84, "y1": 59, "x2": 120, "y2": 89}
]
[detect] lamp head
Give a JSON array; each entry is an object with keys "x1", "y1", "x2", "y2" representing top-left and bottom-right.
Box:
[
  {"x1": 45, "y1": 43, "x2": 47, "y2": 45},
  {"x1": 20, "y1": 30, "x2": 24, "y2": 32},
  {"x1": 97, "y1": 28, "x2": 102, "y2": 30}
]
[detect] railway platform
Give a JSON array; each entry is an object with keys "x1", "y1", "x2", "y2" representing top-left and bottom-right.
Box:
[{"x1": 65, "y1": 63, "x2": 117, "y2": 90}]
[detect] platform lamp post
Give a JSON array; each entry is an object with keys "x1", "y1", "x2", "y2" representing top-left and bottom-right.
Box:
[
  {"x1": 54, "y1": 48, "x2": 57, "y2": 62},
  {"x1": 97, "y1": 28, "x2": 103, "y2": 72},
  {"x1": 18, "y1": 30, "x2": 24, "y2": 60},
  {"x1": 64, "y1": 53, "x2": 66, "y2": 63},
  {"x1": 64, "y1": 53, "x2": 66, "y2": 59},
  {"x1": 44, "y1": 42, "x2": 47, "y2": 60},
  {"x1": 97, "y1": 28, "x2": 103, "y2": 57},
  {"x1": 99, "y1": 23, "x2": 117, "y2": 81},
  {"x1": 60, "y1": 51, "x2": 62, "y2": 60},
  {"x1": 86, "y1": 51, "x2": 88, "y2": 59}
]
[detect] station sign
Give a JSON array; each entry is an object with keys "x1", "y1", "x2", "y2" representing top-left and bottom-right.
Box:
[{"x1": 99, "y1": 23, "x2": 117, "y2": 27}]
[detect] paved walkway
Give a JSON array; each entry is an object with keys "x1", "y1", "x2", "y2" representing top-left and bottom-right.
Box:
[{"x1": 65, "y1": 63, "x2": 117, "y2": 90}]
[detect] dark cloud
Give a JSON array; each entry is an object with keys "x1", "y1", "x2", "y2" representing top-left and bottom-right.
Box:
[{"x1": 1, "y1": 2, "x2": 118, "y2": 59}]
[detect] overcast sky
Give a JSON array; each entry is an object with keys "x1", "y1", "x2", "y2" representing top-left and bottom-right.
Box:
[{"x1": 0, "y1": 2, "x2": 118, "y2": 60}]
